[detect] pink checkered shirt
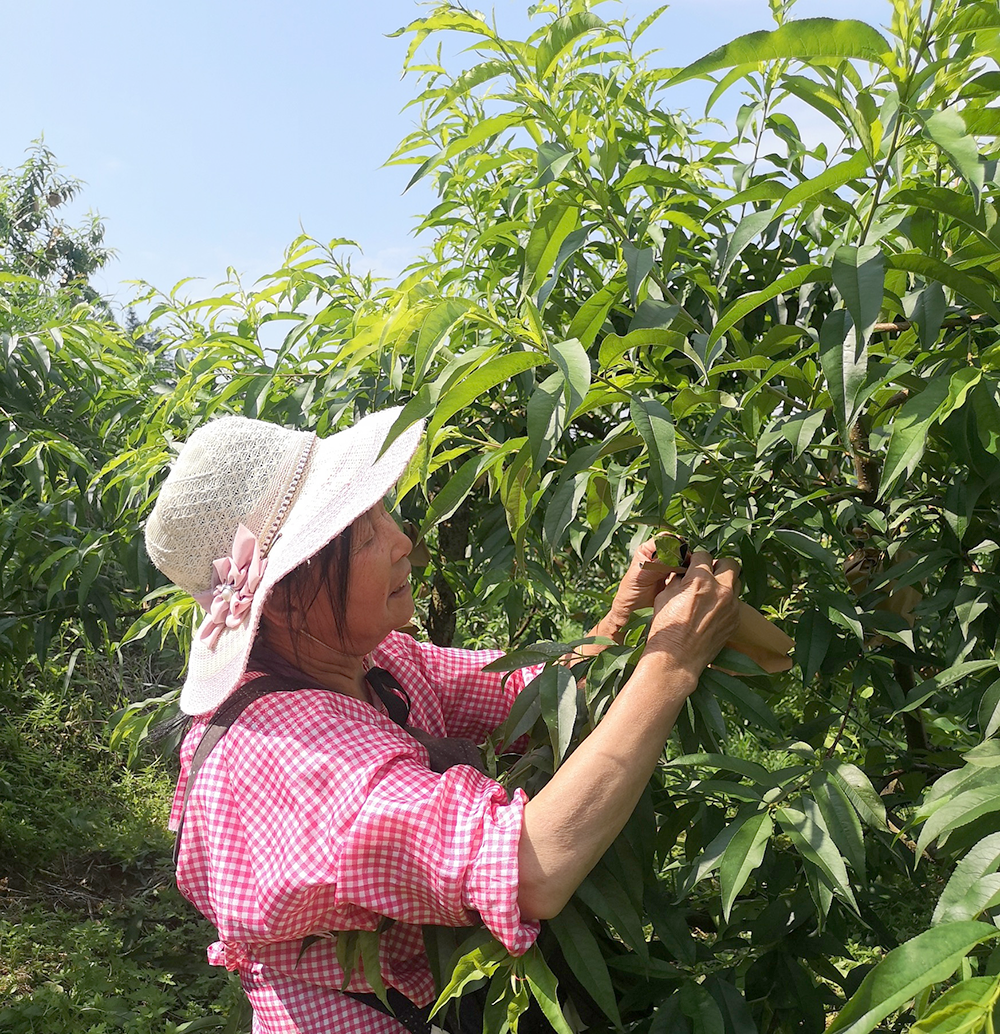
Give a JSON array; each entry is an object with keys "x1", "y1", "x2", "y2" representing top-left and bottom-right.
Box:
[{"x1": 168, "y1": 630, "x2": 542, "y2": 1033}]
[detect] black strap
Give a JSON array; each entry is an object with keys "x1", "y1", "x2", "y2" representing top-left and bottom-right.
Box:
[
  {"x1": 173, "y1": 675, "x2": 298, "y2": 866},
  {"x1": 366, "y1": 665, "x2": 414, "y2": 726}
]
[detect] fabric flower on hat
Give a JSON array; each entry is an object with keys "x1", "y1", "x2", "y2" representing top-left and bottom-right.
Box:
[{"x1": 193, "y1": 524, "x2": 268, "y2": 648}]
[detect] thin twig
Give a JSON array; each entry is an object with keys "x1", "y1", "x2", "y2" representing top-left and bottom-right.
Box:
[{"x1": 873, "y1": 316, "x2": 990, "y2": 333}]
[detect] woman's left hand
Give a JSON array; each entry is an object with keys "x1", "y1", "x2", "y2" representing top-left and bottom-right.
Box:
[
  {"x1": 606, "y1": 538, "x2": 676, "y2": 631},
  {"x1": 578, "y1": 539, "x2": 677, "y2": 658}
]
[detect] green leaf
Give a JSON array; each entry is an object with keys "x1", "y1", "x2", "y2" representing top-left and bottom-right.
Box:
[
  {"x1": 832, "y1": 244, "x2": 884, "y2": 343},
  {"x1": 899, "y1": 662, "x2": 999, "y2": 715},
  {"x1": 535, "y1": 11, "x2": 606, "y2": 79},
  {"x1": 939, "y1": 368, "x2": 983, "y2": 424},
  {"x1": 548, "y1": 902, "x2": 622, "y2": 1028},
  {"x1": 680, "y1": 804, "x2": 754, "y2": 895},
  {"x1": 826, "y1": 761, "x2": 889, "y2": 831},
  {"x1": 667, "y1": 18, "x2": 891, "y2": 86},
  {"x1": 718, "y1": 208, "x2": 777, "y2": 284},
  {"x1": 917, "y1": 787, "x2": 1000, "y2": 857},
  {"x1": 819, "y1": 309, "x2": 869, "y2": 433},
  {"x1": 774, "y1": 528, "x2": 838, "y2": 568},
  {"x1": 525, "y1": 200, "x2": 582, "y2": 295},
  {"x1": 709, "y1": 265, "x2": 830, "y2": 348},
  {"x1": 794, "y1": 609, "x2": 835, "y2": 684},
  {"x1": 536, "y1": 141, "x2": 576, "y2": 186},
  {"x1": 720, "y1": 809, "x2": 773, "y2": 920},
  {"x1": 575, "y1": 870, "x2": 650, "y2": 960},
  {"x1": 964, "y1": 108, "x2": 1000, "y2": 137},
  {"x1": 979, "y1": 678, "x2": 1000, "y2": 739},
  {"x1": 522, "y1": 947, "x2": 575, "y2": 1034},
  {"x1": 405, "y1": 112, "x2": 522, "y2": 190},
  {"x1": 680, "y1": 983, "x2": 726, "y2": 1034},
  {"x1": 537, "y1": 226, "x2": 589, "y2": 309},
  {"x1": 539, "y1": 664, "x2": 578, "y2": 766},
  {"x1": 550, "y1": 338, "x2": 591, "y2": 417},
  {"x1": 933, "y1": 831, "x2": 1000, "y2": 924},
  {"x1": 911, "y1": 976, "x2": 1000, "y2": 1034},
  {"x1": 427, "y1": 352, "x2": 546, "y2": 439},
  {"x1": 919, "y1": 109, "x2": 985, "y2": 210},
  {"x1": 433, "y1": 59, "x2": 510, "y2": 112},
  {"x1": 359, "y1": 930, "x2": 389, "y2": 1008},
  {"x1": 776, "y1": 149, "x2": 870, "y2": 216},
  {"x1": 669, "y1": 753, "x2": 770, "y2": 783},
  {"x1": 951, "y1": 4, "x2": 1000, "y2": 36},
  {"x1": 972, "y1": 381, "x2": 1000, "y2": 454},
  {"x1": 878, "y1": 376, "x2": 953, "y2": 498},
  {"x1": 701, "y1": 668, "x2": 780, "y2": 733},
  {"x1": 892, "y1": 186, "x2": 998, "y2": 245},
  {"x1": 776, "y1": 799, "x2": 858, "y2": 910},
  {"x1": 497, "y1": 671, "x2": 544, "y2": 745},
  {"x1": 413, "y1": 298, "x2": 473, "y2": 383},
  {"x1": 527, "y1": 372, "x2": 567, "y2": 468},
  {"x1": 543, "y1": 469, "x2": 589, "y2": 549},
  {"x1": 630, "y1": 396, "x2": 678, "y2": 502},
  {"x1": 420, "y1": 452, "x2": 486, "y2": 534},
  {"x1": 623, "y1": 242, "x2": 655, "y2": 307},
  {"x1": 599, "y1": 328, "x2": 685, "y2": 370},
  {"x1": 429, "y1": 939, "x2": 509, "y2": 1017},
  {"x1": 704, "y1": 976, "x2": 759, "y2": 1034},
  {"x1": 811, "y1": 772, "x2": 867, "y2": 883},
  {"x1": 827, "y1": 923, "x2": 1000, "y2": 1034},
  {"x1": 905, "y1": 282, "x2": 947, "y2": 351},
  {"x1": 885, "y1": 252, "x2": 1000, "y2": 322},
  {"x1": 568, "y1": 275, "x2": 626, "y2": 348}
]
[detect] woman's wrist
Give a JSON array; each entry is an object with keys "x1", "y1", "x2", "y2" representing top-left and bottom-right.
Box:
[
  {"x1": 639, "y1": 630, "x2": 709, "y2": 686},
  {"x1": 598, "y1": 602, "x2": 630, "y2": 642}
]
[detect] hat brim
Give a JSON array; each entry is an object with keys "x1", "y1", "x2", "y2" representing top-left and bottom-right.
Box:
[{"x1": 179, "y1": 409, "x2": 424, "y2": 715}]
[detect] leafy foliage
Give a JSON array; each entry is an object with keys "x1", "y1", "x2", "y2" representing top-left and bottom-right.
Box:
[{"x1": 5, "y1": 0, "x2": 1000, "y2": 1030}]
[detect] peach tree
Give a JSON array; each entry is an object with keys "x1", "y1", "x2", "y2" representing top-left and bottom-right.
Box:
[{"x1": 107, "y1": 0, "x2": 1000, "y2": 1030}]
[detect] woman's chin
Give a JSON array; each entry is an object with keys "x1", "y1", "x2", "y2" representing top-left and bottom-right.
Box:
[{"x1": 390, "y1": 587, "x2": 415, "y2": 627}]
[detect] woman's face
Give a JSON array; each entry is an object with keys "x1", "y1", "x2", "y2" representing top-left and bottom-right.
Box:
[{"x1": 312, "y1": 501, "x2": 415, "y2": 655}]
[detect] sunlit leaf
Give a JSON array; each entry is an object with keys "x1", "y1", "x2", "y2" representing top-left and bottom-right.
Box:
[
  {"x1": 668, "y1": 18, "x2": 891, "y2": 86},
  {"x1": 720, "y1": 809, "x2": 773, "y2": 919},
  {"x1": 827, "y1": 923, "x2": 1000, "y2": 1034}
]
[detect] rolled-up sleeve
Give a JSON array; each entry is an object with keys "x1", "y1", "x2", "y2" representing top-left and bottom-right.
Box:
[{"x1": 335, "y1": 757, "x2": 538, "y2": 955}]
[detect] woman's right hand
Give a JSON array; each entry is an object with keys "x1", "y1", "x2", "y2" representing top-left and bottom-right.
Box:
[
  {"x1": 642, "y1": 550, "x2": 742, "y2": 678},
  {"x1": 517, "y1": 548, "x2": 743, "y2": 921}
]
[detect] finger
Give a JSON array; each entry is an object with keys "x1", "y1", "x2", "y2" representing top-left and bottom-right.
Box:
[
  {"x1": 636, "y1": 538, "x2": 658, "y2": 560},
  {"x1": 654, "y1": 569, "x2": 687, "y2": 604},
  {"x1": 684, "y1": 550, "x2": 716, "y2": 577},
  {"x1": 713, "y1": 557, "x2": 742, "y2": 595},
  {"x1": 638, "y1": 539, "x2": 671, "y2": 571},
  {"x1": 639, "y1": 556, "x2": 672, "y2": 571}
]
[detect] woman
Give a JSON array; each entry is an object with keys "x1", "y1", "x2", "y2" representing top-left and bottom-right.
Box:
[{"x1": 145, "y1": 408, "x2": 740, "y2": 1033}]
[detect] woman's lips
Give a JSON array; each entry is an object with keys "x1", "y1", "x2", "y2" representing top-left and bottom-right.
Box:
[{"x1": 390, "y1": 568, "x2": 412, "y2": 597}]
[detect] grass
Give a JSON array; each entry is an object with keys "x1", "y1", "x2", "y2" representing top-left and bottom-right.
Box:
[{"x1": 0, "y1": 645, "x2": 247, "y2": 1033}]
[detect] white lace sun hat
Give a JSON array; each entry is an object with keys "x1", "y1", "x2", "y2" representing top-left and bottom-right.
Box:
[{"x1": 144, "y1": 408, "x2": 424, "y2": 716}]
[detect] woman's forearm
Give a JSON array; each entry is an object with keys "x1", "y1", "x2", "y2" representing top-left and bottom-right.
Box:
[
  {"x1": 516, "y1": 551, "x2": 741, "y2": 921},
  {"x1": 516, "y1": 652, "x2": 697, "y2": 920}
]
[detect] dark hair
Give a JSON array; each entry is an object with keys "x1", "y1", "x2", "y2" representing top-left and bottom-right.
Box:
[
  {"x1": 264, "y1": 520, "x2": 355, "y2": 653},
  {"x1": 150, "y1": 523, "x2": 358, "y2": 752}
]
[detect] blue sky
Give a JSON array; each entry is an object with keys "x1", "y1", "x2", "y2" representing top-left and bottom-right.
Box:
[{"x1": 4, "y1": 0, "x2": 881, "y2": 309}]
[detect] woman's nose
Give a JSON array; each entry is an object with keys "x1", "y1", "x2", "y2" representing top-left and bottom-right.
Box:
[{"x1": 393, "y1": 521, "x2": 413, "y2": 560}]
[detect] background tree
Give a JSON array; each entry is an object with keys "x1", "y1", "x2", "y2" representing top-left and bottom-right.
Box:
[{"x1": 0, "y1": 141, "x2": 112, "y2": 298}]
